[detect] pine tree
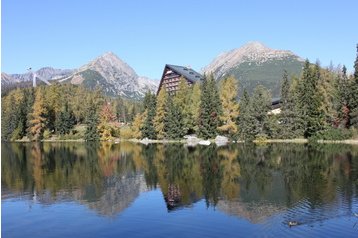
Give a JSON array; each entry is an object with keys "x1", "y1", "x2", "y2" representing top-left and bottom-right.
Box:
[
  {"x1": 154, "y1": 87, "x2": 168, "y2": 139},
  {"x1": 337, "y1": 65, "x2": 351, "y2": 128},
  {"x1": 173, "y1": 77, "x2": 193, "y2": 135},
  {"x1": 165, "y1": 96, "x2": 184, "y2": 139},
  {"x1": 188, "y1": 83, "x2": 201, "y2": 133},
  {"x1": 237, "y1": 90, "x2": 254, "y2": 140},
  {"x1": 349, "y1": 44, "x2": 358, "y2": 127},
  {"x1": 141, "y1": 91, "x2": 157, "y2": 139},
  {"x1": 55, "y1": 101, "x2": 76, "y2": 135},
  {"x1": 218, "y1": 76, "x2": 239, "y2": 138},
  {"x1": 279, "y1": 70, "x2": 298, "y2": 138},
  {"x1": 250, "y1": 85, "x2": 272, "y2": 138},
  {"x1": 29, "y1": 88, "x2": 48, "y2": 141},
  {"x1": 296, "y1": 60, "x2": 325, "y2": 137},
  {"x1": 198, "y1": 75, "x2": 222, "y2": 139},
  {"x1": 85, "y1": 100, "x2": 99, "y2": 141}
]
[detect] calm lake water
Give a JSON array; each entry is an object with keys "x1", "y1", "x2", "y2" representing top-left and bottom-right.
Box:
[{"x1": 2, "y1": 142, "x2": 358, "y2": 237}]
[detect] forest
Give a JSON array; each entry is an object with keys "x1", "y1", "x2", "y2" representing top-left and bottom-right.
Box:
[{"x1": 1, "y1": 45, "x2": 358, "y2": 142}]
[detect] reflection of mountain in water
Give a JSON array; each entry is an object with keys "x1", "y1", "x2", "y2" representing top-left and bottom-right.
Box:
[
  {"x1": 2, "y1": 142, "x2": 358, "y2": 223},
  {"x1": 76, "y1": 174, "x2": 148, "y2": 216},
  {"x1": 217, "y1": 200, "x2": 285, "y2": 223}
]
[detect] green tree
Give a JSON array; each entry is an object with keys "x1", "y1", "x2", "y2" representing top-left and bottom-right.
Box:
[
  {"x1": 336, "y1": 65, "x2": 351, "y2": 128},
  {"x1": 296, "y1": 60, "x2": 325, "y2": 137},
  {"x1": 173, "y1": 77, "x2": 193, "y2": 135},
  {"x1": 198, "y1": 75, "x2": 222, "y2": 139},
  {"x1": 85, "y1": 100, "x2": 99, "y2": 141},
  {"x1": 279, "y1": 70, "x2": 298, "y2": 138},
  {"x1": 349, "y1": 44, "x2": 358, "y2": 127},
  {"x1": 154, "y1": 87, "x2": 168, "y2": 139},
  {"x1": 250, "y1": 85, "x2": 272, "y2": 138},
  {"x1": 141, "y1": 91, "x2": 157, "y2": 139},
  {"x1": 55, "y1": 101, "x2": 76, "y2": 135},
  {"x1": 237, "y1": 90, "x2": 254, "y2": 140},
  {"x1": 188, "y1": 83, "x2": 201, "y2": 133},
  {"x1": 218, "y1": 76, "x2": 239, "y2": 138},
  {"x1": 165, "y1": 96, "x2": 184, "y2": 139}
]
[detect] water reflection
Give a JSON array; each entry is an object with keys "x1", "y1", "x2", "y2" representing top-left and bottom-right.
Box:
[{"x1": 2, "y1": 142, "x2": 358, "y2": 225}]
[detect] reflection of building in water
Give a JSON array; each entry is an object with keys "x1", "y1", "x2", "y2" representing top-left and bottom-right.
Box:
[
  {"x1": 164, "y1": 184, "x2": 181, "y2": 210},
  {"x1": 162, "y1": 184, "x2": 202, "y2": 211}
]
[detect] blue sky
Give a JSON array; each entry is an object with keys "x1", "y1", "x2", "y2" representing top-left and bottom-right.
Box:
[{"x1": 2, "y1": 0, "x2": 357, "y2": 79}]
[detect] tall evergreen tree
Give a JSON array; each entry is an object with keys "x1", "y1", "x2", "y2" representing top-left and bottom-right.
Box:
[
  {"x1": 218, "y1": 76, "x2": 239, "y2": 138},
  {"x1": 237, "y1": 90, "x2": 254, "y2": 140},
  {"x1": 173, "y1": 77, "x2": 192, "y2": 135},
  {"x1": 189, "y1": 83, "x2": 201, "y2": 133},
  {"x1": 154, "y1": 87, "x2": 168, "y2": 139},
  {"x1": 84, "y1": 100, "x2": 99, "y2": 141},
  {"x1": 141, "y1": 91, "x2": 157, "y2": 139},
  {"x1": 337, "y1": 65, "x2": 351, "y2": 128},
  {"x1": 349, "y1": 44, "x2": 358, "y2": 127},
  {"x1": 165, "y1": 96, "x2": 184, "y2": 139},
  {"x1": 55, "y1": 101, "x2": 76, "y2": 135},
  {"x1": 198, "y1": 75, "x2": 222, "y2": 139},
  {"x1": 279, "y1": 70, "x2": 298, "y2": 138},
  {"x1": 296, "y1": 60, "x2": 325, "y2": 137},
  {"x1": 250, "y1": 85, "x2": 272, "y2": 138}
]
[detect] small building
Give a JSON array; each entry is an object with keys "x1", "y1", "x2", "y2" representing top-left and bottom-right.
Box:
[{"x1": 157, "y1": 64, "x2": 203, "y2": 95}]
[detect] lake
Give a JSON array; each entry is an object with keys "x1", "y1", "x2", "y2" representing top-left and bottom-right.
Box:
[{"x1": 2, "y1": 142, "x2": 358, "y2": 237}]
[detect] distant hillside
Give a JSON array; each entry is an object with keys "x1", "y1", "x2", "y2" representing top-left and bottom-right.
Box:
[
  {"x1": 1, "y1": 53, "x2": 158, "y2": 99},
  {"x1": 203, "y1": 42, "x2": 304, "y2": 98}
]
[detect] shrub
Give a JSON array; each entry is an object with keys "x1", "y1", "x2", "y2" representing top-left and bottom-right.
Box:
[
  {"x1": 310, "y1": 128, "x2": 353, "y2": 141},
  {"x1": 120, "y1": 127, "x2": 133, "y2": 139}
]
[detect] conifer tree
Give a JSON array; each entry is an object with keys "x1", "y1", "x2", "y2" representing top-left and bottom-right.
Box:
[
  {"x1": 189, "y1": 83, "x2": 201, "y2": 133},
  {"x1": 165, "y1": 96, "x2": 184, "y2": 139},
  {"x1": 279, "y1": 70, "x2": 298, "y2": 138},
  {"x1": 154, "y1": 87, "x2": 168, "y2": 139},
  {"x1": 55, "y1": 101, "x2": 76, "y2": 135},
  {"x1": 250, "y1": 85, "x2": 272, "y2": 138},
  {"x1": 198, "y1": 75, "x2": 222, "y2": 139},
  {"x1": 132, "y1": 112, "x2": 145, "y2": 139},
  {"x1": 337, "y1": 65, "x2": 351, "y2": 128},
  {"x1": 141, "y1": 91, "x2": 157, "y2": 139},
  {"x1": 173, "y1": 77, "x2": 192, "y2": 135},
  {"x1": 349, "y1": 44, "x2": 358, "y2": 127},
  {"x1": 29, "y1": 88, "x2": 48, "y2": 141},
  {"x1": 237, "y1": 90, "x2": 253, "y2": 140},
  {"x1": 296, "y1": 60, "x2": 325, "y2": 137},
  {"x1": 85, "y1": 100, "x2": 99, "y2": 141},
  {"x1": 218, "y1": 76, "x2": 239, "y2": 138}
]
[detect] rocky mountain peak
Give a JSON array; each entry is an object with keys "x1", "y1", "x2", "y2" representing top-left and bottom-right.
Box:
[
  {"x1": 203, "y1": 41, "x2": 302, "y2": 77},
  {"x1": 81, "y1": 52, "x2": 138, "y2": 79}
]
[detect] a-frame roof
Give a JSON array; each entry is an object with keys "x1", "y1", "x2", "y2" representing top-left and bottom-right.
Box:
[{"x1": 165, "y1": 64, "x2": 203, "y2": 83}]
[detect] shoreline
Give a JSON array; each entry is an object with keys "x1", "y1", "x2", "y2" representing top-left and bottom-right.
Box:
[{"x1": 8, "y1": 138, "x2": 358, "y2": 145}]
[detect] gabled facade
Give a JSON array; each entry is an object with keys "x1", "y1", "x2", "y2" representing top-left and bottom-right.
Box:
[{"x1": 157, "y1": 64, "x2": 203, "y2": 95}]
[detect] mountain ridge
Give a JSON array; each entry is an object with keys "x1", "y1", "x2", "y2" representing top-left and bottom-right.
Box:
[
  {"x1": 2, "y1": 53, "x2": 158, "y2": 99},
  {"x1": 203, "y1": 41, "x2": 305, "y2": 98}
]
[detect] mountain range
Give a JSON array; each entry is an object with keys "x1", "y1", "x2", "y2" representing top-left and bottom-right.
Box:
[
  {"x1": 203, "y1": 41, "x2": 304, "y2": 98},
  {"x1": 2, "y1": 42, "x2": 305, "y2": 99}
]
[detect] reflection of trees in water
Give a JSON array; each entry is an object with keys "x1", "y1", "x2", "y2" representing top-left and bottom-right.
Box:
[{"x1": 2, "y1": 142, "x2": 358, "y2": 220}]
